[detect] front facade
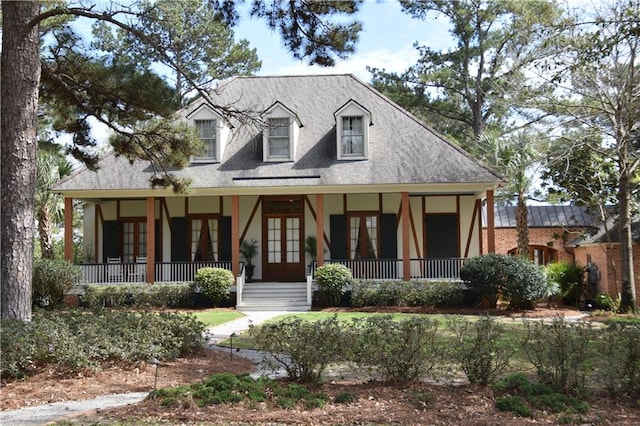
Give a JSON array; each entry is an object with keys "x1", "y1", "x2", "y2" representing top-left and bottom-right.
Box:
[{"x1": 54, "y1": 75, "x2": 501, "y2": 302}]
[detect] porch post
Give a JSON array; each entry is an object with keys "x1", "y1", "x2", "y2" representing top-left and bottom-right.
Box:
[
  {"x1": 146, "y1": 197, "x2": 155, "y2": 283},
  {"x1": 232, "y1": 195, "x2": 240, "y2": 277},
  {"x1": 316, "y1": 194, "x2": 324, "y2": 266},
  {"x1": 486, "y1": 190, "x2": 496, "y2": 253},
  {"x1": 401, "y1": 192, "x2": 410, "y2": 281},
  {"x1": 64, "y1": 197, "x2": 73, "y2": 262}
]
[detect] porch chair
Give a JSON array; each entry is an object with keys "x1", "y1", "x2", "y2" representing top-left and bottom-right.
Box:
[
  {"x1": 129, "y1": 256, "x2": 146, "y2": 282},
  {"x1": 107, "y1": 257, "x2": 123, "y2": 282}
]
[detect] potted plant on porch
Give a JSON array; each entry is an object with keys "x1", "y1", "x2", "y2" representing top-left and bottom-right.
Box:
[{"x1": 240, "y1": 238, "x2": 258, "y2": 282}]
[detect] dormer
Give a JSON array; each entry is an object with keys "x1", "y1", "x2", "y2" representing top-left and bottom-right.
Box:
[
  {"x1": 334, "y1": 100, "x2": 372, "y2": 160},
  {"x1": 185, "y1": 104, "x2": 230, "y2": 163},
  {"x1": 262, "y1": 102, "x2": 302, "y2": 162}
]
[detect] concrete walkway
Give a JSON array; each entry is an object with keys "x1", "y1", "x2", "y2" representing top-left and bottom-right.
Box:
[{"x1": 0, "y1": 310, "x2": 290, "y2": 426}]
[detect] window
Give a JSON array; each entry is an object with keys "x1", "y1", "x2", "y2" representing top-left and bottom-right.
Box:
[
  {"x1": 195, "y1": 119, "x2": 217, "y2": 160},
  {"x1": 334, "y1": 100, "x2": 371, "y2": 160},
  {"x1": 268, "y1": 117, "x2": 290, "y2": 159},
  {"x1": 122, "y1": 219, "x2": 147, "y2": 263},
  {"x1": 348, "y1": 213, "x2": 378, "y2": 259},
  {"x1": 342, "y1": 116, "x2": 364, "y2": 156},
  {"x1": 190, "y1": 217, "x2": 218, "y2": 261},
  {"x1": 508, "y1": 245, "x2": 557, "y2": 265}
]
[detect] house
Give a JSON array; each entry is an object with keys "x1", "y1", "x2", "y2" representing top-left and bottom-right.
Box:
[
  {"x1": 482, "y1": 205, "x2": 600, "y2": 265},
  {"x1": 482, "y1": 204, "x2": 640, "y2": 300},
  {"x1": 571, "y1": 217, "x2": 640, "y2": 299},
  {"x1": 53, "y1": 74, "x2": 502, "y2": 310}
]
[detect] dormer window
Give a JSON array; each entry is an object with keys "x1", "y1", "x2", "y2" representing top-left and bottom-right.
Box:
[
  {"x1": 195, "y1": 119, "x2": 217, "y2": 160},
  {"x1": 341, "y1": 116, "x2": 364, "y2": 156},
  {"x1": 186, "y1": 103, "x2": 229, "y2": 163},
  {"x1": 268, "y1": 117, "x2": 291, "y2": 159},
  {"x1": 263, "y1": 101, "x2": 301, "y2": 162},
  {"x1": 335, "y1": 100, "x2": 372, "y2": 160}
]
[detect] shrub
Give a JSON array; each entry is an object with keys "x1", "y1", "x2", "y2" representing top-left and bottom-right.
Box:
[
  {"x1": 460, "y1": 254, "x2": 547, "y2": 309},
  {"x1": 545, "y1": 262, "x2": 585, "y2": 306},
  {"x1": 0, "y1": 310, "x2": 205, "y2": 379},
  {"x1": 249, "y1": 315, "x2": 347, "y2": 384},
  {"x1": 597, "y1": 321, "x2": 640, "y2": 398},
  {"x1": 194, "y1": 267, "x2": 234, "y2": 306},
  {"x1": 350, "y1": 315, "x2": 441, "y2": 382},
  {"x1": 83, "y1": 283, "x2": 194, "y2": 308},
  {"x1": 501, "y1": 258, "x2": 548, "y2": 310},
  {"x1": 593, "y1": 293, "x2": 618, "y2": 311},
  {"x1": 447, "y1": 315, "x2": 516, "y2": 386},
  {"x1": 351, "y1": 280, "x2": 465, "y2": 308},
  {"x1": 32, "y1": 258, "x2": 82, "y2": 308},
  {"x1": 314, "y1": 264, "x2": 353, "y2": 306},
  {"x1": 521, "y1": 317, "x2": 595, "y2": 393}
]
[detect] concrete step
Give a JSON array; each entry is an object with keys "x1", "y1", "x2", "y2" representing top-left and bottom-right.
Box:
[{"x1": 237, "y1": 282, "x2": 311, "y2": 312}]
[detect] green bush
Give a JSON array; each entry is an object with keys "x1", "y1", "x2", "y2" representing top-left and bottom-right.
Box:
[
  {"x1": 460, "y1": 254, "x2": 547, "y2": 309},
  {"x1": 249, "y1": 315, "x2": 347, "y2": 384},
  {"x1": 521, "y1": 317, "x2": 595, "y2": 393},
  {"x1": 83, "y1": 283, "x2": 194, "y2": 308},
  {"x1": 597, "y1": 321, "x2": 640, "y2": 398},
  {"x1": 0, "y1": 310, "x2": 205, "y2": 379},
  {"x1": 447, "y1": 315, "x2": 516, "y2": 386},
  {"x1": 351, "y1": 280, "x2": 465, "y2": 308},
  {"x1": 593, "y1": 293, "x2": 618, "y2": 311},
  {"x1": 32, "y1": 258, "x2": 82, "y2": 308},
  {"x1": 194, "y1": 267, "x2": 234, "y2": 306},
  {"x1": 502, "y1": 258, "x2": 548, "y2": 310},
  {"x1": 315, "y1": 264, "x2": 353, "y2": 306},
  {"x1": 350, "y1": 315, "x2": 441, "y2": 382},
  {"x1": 545, "y1": 262, "x2": 585, "y2": 306}
]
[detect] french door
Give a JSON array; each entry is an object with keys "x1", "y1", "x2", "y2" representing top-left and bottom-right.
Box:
[{"x1": 262, "y1": 197, "x2": 305, "y2": 281}]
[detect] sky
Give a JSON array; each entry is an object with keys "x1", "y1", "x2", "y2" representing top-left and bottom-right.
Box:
[{"x1": 233, "y1": 0, "x2": 454, "y2": 82}]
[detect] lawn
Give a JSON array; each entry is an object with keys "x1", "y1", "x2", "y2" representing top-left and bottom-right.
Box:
[{"x1": 192, "y1": 308, "x2": 245, "y2": 327}]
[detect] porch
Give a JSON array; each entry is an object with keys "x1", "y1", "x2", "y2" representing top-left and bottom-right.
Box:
[
  {"x1": 75, "y1": 258, "x2": 468, "y2": 284},
  {"x1": 75, "y1": 258, "x2": 467, "y2": 311}
]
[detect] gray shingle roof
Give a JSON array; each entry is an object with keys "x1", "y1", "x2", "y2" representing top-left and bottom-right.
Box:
[
  {"x1": 53, "y1": 74, "x2": 501, "y2": 193},
  {"x1": 485, "y1": 205, "x2": 600, "y2": 228}
]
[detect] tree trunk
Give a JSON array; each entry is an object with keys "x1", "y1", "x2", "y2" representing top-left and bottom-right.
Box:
[
  {"x1": 617, "y1": 161, "x2": 636, "y2": 313},
  {"x1": 515, "y1": 192, "x2": 530, "y2": 258},
  {"x1": 37, "y1": 209, "x2": 55, "y2": 260},
  {"x1": 1, "y1": 1, "x2": 41, "y2": 321}
]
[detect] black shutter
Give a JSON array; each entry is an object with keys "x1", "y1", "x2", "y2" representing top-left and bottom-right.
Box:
[
  {"x1": 154, "y1": 219, "x2": 162, "y2": 262},
  {"x1": 219, "y1": 216, "x2": 232, "y2": 261},
  {"x1": 171, "y1": 217, "x2": 188, "y2": 261},
  {"x1": 102, "y1": 221, "x2": 120, "y2": 262},
  {"x1": 329, "y1": 215, "x2": 347, "y2": 260},
  {"x1": 380, "y1": 214, "x2": 398, "y2": 259},
  {"x1": 425, "y1": 214, "x2": 458, "y2": 258}
]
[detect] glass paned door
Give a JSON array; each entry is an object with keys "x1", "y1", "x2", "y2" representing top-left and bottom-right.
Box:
[{"x1": 263, "y1": 198, "x2": 305, "y2": 281}]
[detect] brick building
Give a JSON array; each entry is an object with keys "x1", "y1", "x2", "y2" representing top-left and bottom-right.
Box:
[{"x1": 482, "y1": 205, "x2": 640, "y2": 300}]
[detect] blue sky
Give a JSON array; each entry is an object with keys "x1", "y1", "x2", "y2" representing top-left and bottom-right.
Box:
[{"x1": 234, "y1": 0, "x2": 454, "y2": 81}]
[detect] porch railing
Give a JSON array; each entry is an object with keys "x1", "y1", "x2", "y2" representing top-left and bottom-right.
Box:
[
  {"x1": 317, "y1": 258, "x2": 468, "y2": 281},
  {"x1": 78, "y1": 261, "x2": 233, "y2": 284}
]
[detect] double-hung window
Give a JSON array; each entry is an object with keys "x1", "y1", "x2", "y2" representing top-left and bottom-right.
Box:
[
  {"x1": 268, "y1": 117, "x2": 290, "y2": 159},
  {"x1": 341, "y1": 116, "x2": 364, "y2": 156},
  {"x1": 195, "y1": 119, "x2": 217, "y2": 161}
]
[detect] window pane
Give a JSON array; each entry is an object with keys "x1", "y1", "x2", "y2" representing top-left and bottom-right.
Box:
[
  {"x1": 286, "y1": 218, "x2": 300, "y2": 263},
  {"x1": 342, "y1": 116, "x2": 364, "y2": 155},
  {"x1": 195, "y1": 119, "x2": 217, "y2": 159},
  {"x1": 268, "y1": 118, "x2": 290, "y2": 158}
]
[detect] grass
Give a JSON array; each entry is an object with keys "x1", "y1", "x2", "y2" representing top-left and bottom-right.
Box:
[{"x1": 192, "y1": 309, "x2": 245, "y2": 327}]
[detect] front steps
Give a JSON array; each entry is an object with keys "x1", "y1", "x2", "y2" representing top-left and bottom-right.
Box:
[{"x1": 237, "y1": 282, "x2": 311, "y2": 312}]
